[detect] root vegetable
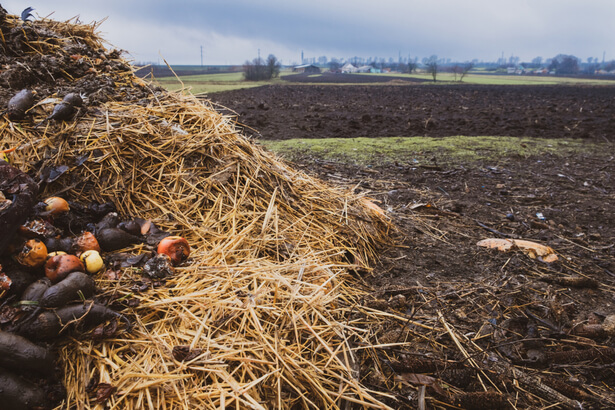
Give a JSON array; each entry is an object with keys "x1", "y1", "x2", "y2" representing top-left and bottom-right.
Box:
[
  {"x1": 21, "y1": 277, "x2": 52, "y2": 303},
  {"x1": 0, "y1": 367, "x2": 47, "y2": 410},
  {"x1": 157, "y1": 236, "x2": 190, "y2": 265},
  {"x1": 44, "y1": 254, "x2": 84, "y2": 283},
  {"x1": 43, "y1": 237, "x2": 72, "y2": 253},
  {"x1": 0, "y1": 330, "x2": 55, "y2": 375},
  {"x1": 0, "y1": 162, "x2": 38, "y2": 255},
  {"x1": 96, "y1": 227, "x2": 140, "y2": 251},
  {"x1": 7, "y1": 89, "x2": 36, "y2": 121},
  {"x1": 117, "y1": 220, "x2": 141, "y2": 235},
  {"x1": 95, "y1": 212, "x2": 119, "y2": 232},
  {"x1": 40, "y1": 271, "x2": 95, "y2": 308},
  {"x1": 62, "y1": 92, "x2": 83, "y2": 107},
  {"x1": 17, "y1": 301, "x2": 131, "y2": 340},
  {"x1": 2, "y1": 268, "x2": 36, "y2": 297}
]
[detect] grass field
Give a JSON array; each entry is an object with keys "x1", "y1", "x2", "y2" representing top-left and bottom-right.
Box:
[
  {"x1": 154, "y1": 69, "x2": 615, "y2": 94},
  {"x1": 358, "y1": 71, "x2": 615, "y2": 85},
  {"x1": 260, "y1": 136, "x2": 606, "y2": 167},
  {"x1": 153, "y1": 72, "x2": 264, "y2": 94}
]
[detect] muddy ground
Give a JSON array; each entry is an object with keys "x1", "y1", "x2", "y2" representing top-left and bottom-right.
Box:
[
  {"x1": 212, "y1": 83, "x2": 615, "y2": 408},
  {"x1": 213, "y1": 81, "x2": 615, "y2": 141}
]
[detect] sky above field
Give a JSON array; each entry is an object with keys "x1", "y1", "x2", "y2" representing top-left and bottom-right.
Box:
[{"x1": 2, "y1": 1, "x2": 614, "y2": 65}]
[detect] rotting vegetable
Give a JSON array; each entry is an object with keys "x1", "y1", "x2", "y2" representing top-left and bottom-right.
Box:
[
  {"x1": 0, "y1": 367, "x2": 48, "y2": 410},
  {"x1": 96, "y1": 227, "x2": 141, "y2": 251},
  {"x1": 20, "y1": 277, "x2": 52, "y2": 304},
  {"x1": 17, "y1": 301, "x2": 131, "y2": 340},
  {"x1": 0, "y1": 330, "x2": 55, "y2": 375},
  {"x1": 6, "y1": 89, "x2": 36, "y2": 121},
  {"x1": 40, "y1": 271, "x2": 96, "y2": 308},
  {"x1": 0, "y1": 161, "x2": 38, "y2": 255}
]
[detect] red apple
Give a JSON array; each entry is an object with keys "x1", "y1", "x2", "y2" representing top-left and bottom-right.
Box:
[{"x1": 44, "y1": 254, "x2": 85, "y2": 283}]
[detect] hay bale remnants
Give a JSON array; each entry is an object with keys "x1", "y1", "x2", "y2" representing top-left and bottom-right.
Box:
[{"x1": 0, "y1": 10, "x2": 395, "y2": 409}]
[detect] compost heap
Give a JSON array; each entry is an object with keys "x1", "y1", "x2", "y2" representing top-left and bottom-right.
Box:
[{"x1": 0, "y1": 9, "x2": 395, "y2": 409}]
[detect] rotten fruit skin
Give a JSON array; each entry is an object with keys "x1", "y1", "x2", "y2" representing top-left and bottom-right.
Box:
[
  {"x1": 157, "y1": 236, "x2": 190, "y2": 265},
  {"x1": 44, "y1": 254, "x2": 85, "y2": 283},
  {"x1": 16, "y1": 239, "x2": 48, "y2": 269},
  {"x1": 80, "y1": 250, "x2": 104, "y2": 274},
  {"x1": 71, "y1": 231, "x2": 101, "y2": 256}
]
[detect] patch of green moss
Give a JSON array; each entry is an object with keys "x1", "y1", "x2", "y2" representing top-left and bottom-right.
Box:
[{"x1": 260, "y1": 136, "x2": 605, "y2": 167}]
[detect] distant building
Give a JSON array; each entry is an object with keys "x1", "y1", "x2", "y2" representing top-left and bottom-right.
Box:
[
  {"x1": 293, "y1": 64, "x2": 321, "y2": 74},
  {"x1": 356, "y1": 65, "x2": 382, "y2": 73},
  {"x1": 341, "y1": 63, "x2": 358, "y2": 73}
]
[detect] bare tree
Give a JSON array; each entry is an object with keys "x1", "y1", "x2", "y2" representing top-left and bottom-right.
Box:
[
  {"x1": 407, "y1": 57, "x2": 418, "y2": 73},
  {"x1": 451, "y1": 64, "x2": 462, "y2": 81},
  {"x1": 459, "y1": 62, "x2": 474, "y2": 82},
  {"x1": 424, "y1": 55, "x2": 438, "y2": 82}
]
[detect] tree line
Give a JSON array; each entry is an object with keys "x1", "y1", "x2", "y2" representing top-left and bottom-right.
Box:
[
  {"x1": 243, "y1": 52, "x2": 615, "y2": 82},
  {"x1": 243, "y1": 54, "x2": 281, "y2": 81}
]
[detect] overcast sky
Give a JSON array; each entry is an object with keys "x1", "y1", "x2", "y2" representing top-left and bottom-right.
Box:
[{"x1": 2, "y1": 1, "x2": 614, "y2": 65}]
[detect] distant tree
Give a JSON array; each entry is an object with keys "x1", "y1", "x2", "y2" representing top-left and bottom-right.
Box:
[
  {"x1": 549, "y1": 54, "x2": 580, "y2": 75},
  {"x1": 584, "y1": 57, "x2": 599, "y2": 74},
  {"x1": 604, "y1": 60, "x2": 615, "y2": 72},
  {"x1": 451, "y1": 64, "x2": 462, "y2": 81},
  {"x1": 423, "y1": 55, "x2": 438, "y2": 82},
  {"x1": 531, "y1": 56, "x2": 543, "y2": 68},
  {"x1": 244, "y1": 54, "x2": 280, "y2": 81},
  {"x1": 407, "y1": 57, "x2": 418, "y2": 73},
  {"x1": 266, "y1": 54, "x2": 281, "y2": 79},
  {"x1": 459, "y1": 62, "x2": 474, "y2": 82},
  {"x1": 329, "y1": 59, "x2": 341, "y2": 72},
  {"x1": 243, "y1": 57, "x2": 267, "y2": 81}
]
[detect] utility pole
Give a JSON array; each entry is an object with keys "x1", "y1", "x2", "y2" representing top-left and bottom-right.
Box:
[
  {"x1": 200, "y1": 45, "x2": 203, "y2": 67},
  {"x1": 258, "y1": 48, "x2": 260, "y2": 62}
]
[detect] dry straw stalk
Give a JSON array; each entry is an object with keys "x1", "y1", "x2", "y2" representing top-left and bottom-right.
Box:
[{"x1": 1, "y1": 15, "x2": 395, "y2": 409}]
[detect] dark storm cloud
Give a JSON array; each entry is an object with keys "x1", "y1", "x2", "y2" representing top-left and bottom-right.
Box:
[{"x1": 1, "y1": 0, "x2": 614, "y2": 64}]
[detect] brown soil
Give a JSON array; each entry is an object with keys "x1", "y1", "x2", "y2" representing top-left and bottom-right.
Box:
[
  {"x1": 213, "y1": 83, "x2": 615, "y2": 141},
  {"x1": 212, "y1": 84, "x2": 615, "y2": 408}
]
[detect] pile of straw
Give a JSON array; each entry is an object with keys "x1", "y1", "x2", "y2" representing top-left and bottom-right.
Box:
[{"x1": 1, "y1": 13, "x2": 396, "y2": 409}]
